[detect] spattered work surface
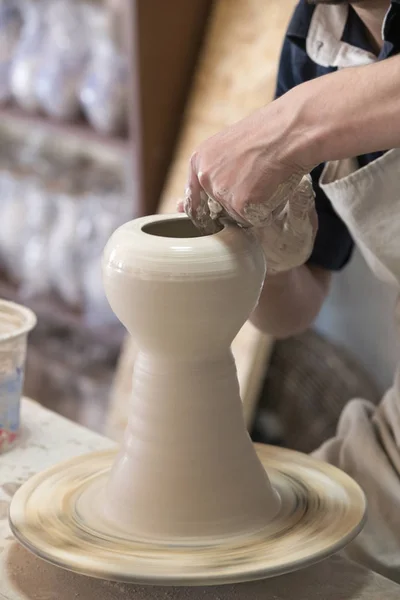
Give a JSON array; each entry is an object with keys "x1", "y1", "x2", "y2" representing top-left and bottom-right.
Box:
[{"x1": 0, "y1": 398, "x2": 399, "y2": 600}]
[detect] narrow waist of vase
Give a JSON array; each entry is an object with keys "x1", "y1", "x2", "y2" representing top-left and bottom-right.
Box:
[{"x1": 126, "y1": 350, "x2": 246, "y2": 447}]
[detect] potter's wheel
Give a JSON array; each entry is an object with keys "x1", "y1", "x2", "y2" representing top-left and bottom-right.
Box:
[
  {"x1": 9, "y1": 444, "x2": 366, "y2": 586},
  {"x1": 9, "y1": 215, "x2": 366, "y2": 585}
]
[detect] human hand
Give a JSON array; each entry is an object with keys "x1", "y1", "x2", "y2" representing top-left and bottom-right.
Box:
[{"x1": 178, "y1": 103, "x2": 318, "y2": 274}]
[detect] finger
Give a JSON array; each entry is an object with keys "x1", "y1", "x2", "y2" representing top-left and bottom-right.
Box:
[
  {"x1": 185, "y1": 154, "x2": 216, "y2": 233},
  {"x1": 185, "y1": 176, "x2": 220, "y2": 235},
  {"x1": 286, "y1": 176, "x2": 315, "y2": 235},
  {"x1": 185, "y1": 154, "x2": 227, "y2": 234},
  {"x1": 288, "y1": 175, "x2": 315, "y2": 220},
  {"x1": 184, "y1": 158, "x2": 204, "y2": 222},
  {"x1": 176, "y1": 199, "x2": 185, "y2": 212}
]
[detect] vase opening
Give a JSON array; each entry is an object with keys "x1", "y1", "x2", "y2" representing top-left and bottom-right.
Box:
[{"x1": 141, "y1": 217, "x2": 214, "y2": 239}]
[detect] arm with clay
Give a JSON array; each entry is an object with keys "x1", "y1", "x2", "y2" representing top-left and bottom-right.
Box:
[
  {"x1": 181, "y1": 54, "x2": 400, "y2": 338},
  {"x1": 184, "y1": 54, "x2": 400, "y2": 228}
]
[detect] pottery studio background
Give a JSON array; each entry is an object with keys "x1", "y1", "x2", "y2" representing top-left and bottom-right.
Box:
[{"x1": 0, "y1": 0, "x2": 395, "y2": 452}]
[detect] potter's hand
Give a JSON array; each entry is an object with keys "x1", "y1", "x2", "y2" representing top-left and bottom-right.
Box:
[
  {"x1": 178, "y1": 105, "x2": 317, "y2": 274},
  {"x1": 180, "y1": 52, "x2": 400, "y2": 268}
]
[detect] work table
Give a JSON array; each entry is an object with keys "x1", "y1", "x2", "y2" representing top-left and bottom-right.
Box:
[{"x1": 1, "y1": 399, "x2": 399, "y2": 600}]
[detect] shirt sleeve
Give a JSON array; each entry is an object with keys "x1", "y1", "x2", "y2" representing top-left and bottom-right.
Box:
[
  {"x1": 384, "y1": 1, "x2": 400, "y2": 52},
  {"x1": 274, "y1": 32, "x2": 354, "y2": 271}
]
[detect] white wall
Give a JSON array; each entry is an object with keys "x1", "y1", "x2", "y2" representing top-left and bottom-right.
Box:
[{"x1": 314, "y1": 248, "x2": 400, "y2": 393}]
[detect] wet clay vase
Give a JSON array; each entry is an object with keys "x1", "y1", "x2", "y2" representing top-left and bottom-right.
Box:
[{"x1": 101, "y1": 213, "x2": 280, "y2": 541}]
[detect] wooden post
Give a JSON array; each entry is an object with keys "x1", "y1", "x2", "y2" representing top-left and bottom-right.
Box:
[{"x1": 128, "y1": 0, "x2": 214, "y2": 215}]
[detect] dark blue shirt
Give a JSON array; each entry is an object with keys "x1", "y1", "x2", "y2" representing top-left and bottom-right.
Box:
[{"x1": 275, "y1": 0, "x2": 400, "y2": 270}]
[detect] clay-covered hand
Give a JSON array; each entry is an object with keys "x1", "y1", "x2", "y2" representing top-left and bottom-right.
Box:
[{"x1": 178, "y1": 107, "x2": 317, "y2": 273}]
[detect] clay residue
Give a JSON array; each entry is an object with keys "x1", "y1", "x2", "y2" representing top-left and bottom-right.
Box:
[
  {"x1": 243, "y1": 173, "x2": 305, "y2": 227},
  {"x1": 207, "y1": 196, "x2": 224, "y2": 221},
  {"x1": 184, "y1": 191, "x2": 224, "y2": 235}
]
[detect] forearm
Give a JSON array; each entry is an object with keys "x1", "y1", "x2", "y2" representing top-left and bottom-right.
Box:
[
  {"x1": 250, "y1": 264, "x2": 331, "y2": 339},
  {"x1": 278, "y1": 55, "x2": 400, "y2": 169}
]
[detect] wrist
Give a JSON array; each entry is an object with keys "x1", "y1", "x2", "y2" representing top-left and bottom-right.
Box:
[
  {"x1": 271, "y1": 77, "x2": 347, "y2": 171},
  {"x1": 278, "y1": 61, "x2": 396, "y2": 166},
  {"x1": 282, "y1": 84, "x2": 329, "y2": 171},
  {"x1": 252, "y1": 96, "x2": 315, "y2": 178}
]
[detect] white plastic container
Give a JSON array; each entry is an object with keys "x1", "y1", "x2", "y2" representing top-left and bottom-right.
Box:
[{"x1": 0, "y1": 299, "x2": 36, "y2": 453}]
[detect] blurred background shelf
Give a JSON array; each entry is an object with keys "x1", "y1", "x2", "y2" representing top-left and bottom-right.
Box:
[
  {"x1": 0, "y1": 0, "x2": 215, "y2": 432},
  {"x1": 0, "y1": 105, "x2": 130, "y2": 155}
]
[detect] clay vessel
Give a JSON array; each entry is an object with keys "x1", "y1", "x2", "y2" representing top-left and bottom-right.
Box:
[{"x1": 101, "y1": 214, "x2": 280, "y2": 542}]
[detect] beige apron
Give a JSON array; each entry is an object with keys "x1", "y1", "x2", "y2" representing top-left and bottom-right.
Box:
[{"x1": 313, "y1": 148, "x2": 400, "y2": 583}]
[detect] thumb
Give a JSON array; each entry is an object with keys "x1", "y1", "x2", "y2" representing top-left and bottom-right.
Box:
[{"x1": 176, "y1": 199, "x2": 185, "y2": 212}]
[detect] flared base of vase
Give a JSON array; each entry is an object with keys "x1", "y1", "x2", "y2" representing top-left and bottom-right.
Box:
[
  {"x1": 82, "y1": 481, "x2": 281, "y2": 546},
  {"x1": 9, "y1": 444, "x2": 366, "y2": 586}
]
